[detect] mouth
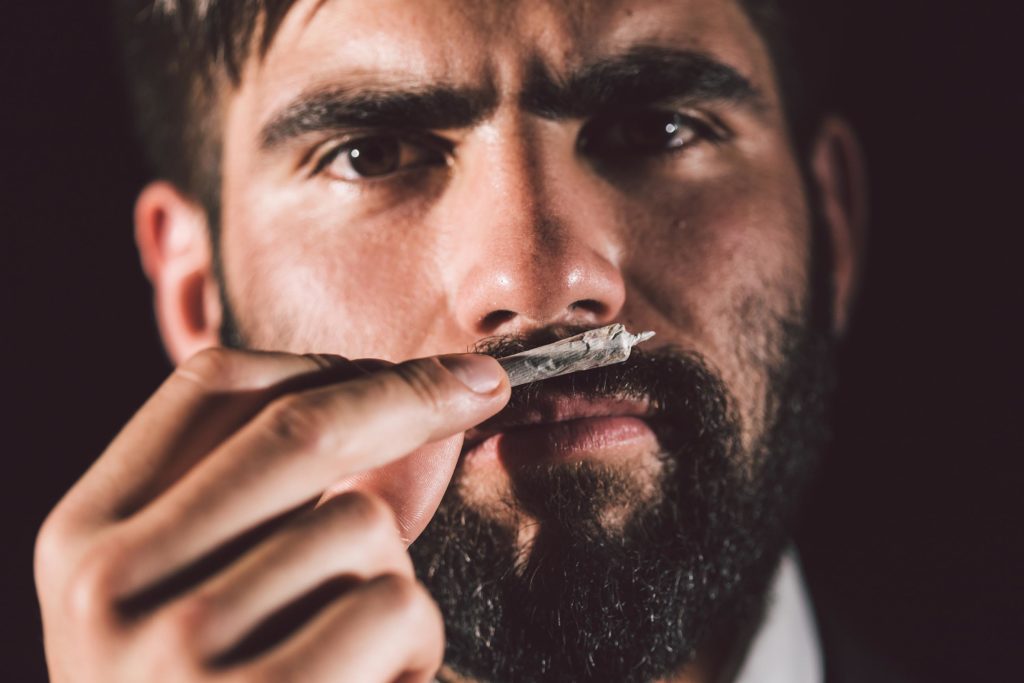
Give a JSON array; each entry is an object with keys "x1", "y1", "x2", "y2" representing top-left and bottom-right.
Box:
[{"x1": 462, "y1": 392, "x2": 659, "y2": 465}]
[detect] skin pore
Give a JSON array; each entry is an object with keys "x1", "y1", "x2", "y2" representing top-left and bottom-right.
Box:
[{"x1": 133, "y1": 0, "x2": 866, "y2": 680}]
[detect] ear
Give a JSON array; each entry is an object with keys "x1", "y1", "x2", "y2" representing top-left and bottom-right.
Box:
[
  {"x1": 809, "y1": 116, "x2": 869, "y2": 337},
  {"x1": 135, "y1": 181, "x2": 223, "y2": 363}
]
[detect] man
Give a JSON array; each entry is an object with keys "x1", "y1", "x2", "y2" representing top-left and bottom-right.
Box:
[{"x1": 34, "y1": 0, "x2": 878, "y2": 680}]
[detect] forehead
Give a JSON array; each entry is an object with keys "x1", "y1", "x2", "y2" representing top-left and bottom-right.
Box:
[{"x1": 250, "y1": 0, "x2": 775, "y2": 103}]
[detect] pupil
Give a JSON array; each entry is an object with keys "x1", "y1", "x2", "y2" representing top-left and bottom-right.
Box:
[
  {"x1": 349, "y1": 138, "x2": 400, "y2": 177},
  {"x1": 623, "y1": 111, "x2": 682, "y2": 150}
]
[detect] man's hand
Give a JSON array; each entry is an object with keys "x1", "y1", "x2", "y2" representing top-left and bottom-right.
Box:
[{"x1": 35, "y1": 348, "x2": 509, "y2": 682}]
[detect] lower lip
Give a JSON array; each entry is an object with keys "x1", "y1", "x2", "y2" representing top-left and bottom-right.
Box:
[{"x1": 465, "y1": 416, "x2": 656, "y2": 465}]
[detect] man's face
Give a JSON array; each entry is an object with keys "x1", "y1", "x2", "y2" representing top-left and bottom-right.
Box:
[
  {"x1": 209, "y1": 0, "x2": 830, "y2": 679},
  {"x1": 220, "y1": 0, "x2": 808, "y2": 400}
]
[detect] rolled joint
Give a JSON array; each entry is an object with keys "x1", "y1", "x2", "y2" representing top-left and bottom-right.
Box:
[{"x1": 497, "y1": 324, "x2": 656, "y2": 387}]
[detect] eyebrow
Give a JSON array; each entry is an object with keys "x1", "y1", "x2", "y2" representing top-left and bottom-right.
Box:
[
  {"x1": 259, "y1": 85, "x2": 498, "y2": 150},
  {"x1": 258, "y1": 47, "x2": 765, "y2": 151},
  {"x1": 520, "y1": 47, "x2": 766, "y2": 119}
]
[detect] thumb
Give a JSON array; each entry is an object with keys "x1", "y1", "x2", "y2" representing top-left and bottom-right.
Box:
[
  {"x1": 317, "y1": 353, "x2": 506, "y2": 543},
  {"x1": 320, "y1": 434, "x2": 463, "y2": 544}
]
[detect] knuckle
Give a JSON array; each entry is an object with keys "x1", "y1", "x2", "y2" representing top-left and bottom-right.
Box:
[
  {"x1": 372, "y1": 575, "x2": 441, "y2": 629},
  {"x1": 177, "y1": 347, "x2": 244, "y2": 391},
  {"x1": 259, "y1": 393, "x2": 329, "y2": 452},
  {"x1": 155, "y1": 592, "x2": 215, "y2": 652},
  {"x1": 390, "y1": 360, "x2": 446, "y2": 412},
  {"x1": 308, "y1": 492, "x2": 412, "y2": 577},
  {"x1": 34, "y1": 509, "x2": 72, "y2": 589},
  {"x1": 372, "y1": 574, "x2": 417, "y2": 613},
  {"x1": 327, "y1": 490, "x2": 399, "y2": 538},
  {"x1": 65, "y1": 540, "x2": 125, "y2": 626},
  {"x1": 380, "y1": 540, "x2": 416, "y2": 578}
]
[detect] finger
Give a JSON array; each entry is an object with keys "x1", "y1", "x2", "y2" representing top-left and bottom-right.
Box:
[
  {"x1": 117, "y1": 354, "x2": 508, "y2": 597},
  {"x1": 320, "y1": 435, "x2": 463, "y2": 544},
  {"x1": 171, "y1": 491, "x2": 413, "y2": 659},
  {"x1": 323, "y1": 357, "x2": 462, "y2": 544},
  {"x1": 240, "y1": 574, "x2": 444, "y2": 683},
  {"x1": 60, "y1": 349, "x2": 367, "y2": 524}
]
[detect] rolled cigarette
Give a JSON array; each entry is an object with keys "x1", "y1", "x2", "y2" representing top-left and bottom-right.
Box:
[{"x1": 497, "y1": 324, "x2": 656, "y2": 387}]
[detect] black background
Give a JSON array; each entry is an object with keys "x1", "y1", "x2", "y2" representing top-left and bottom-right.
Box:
[{"x1": 3, "y1": 2, "x2": 1021, "y2": 681}]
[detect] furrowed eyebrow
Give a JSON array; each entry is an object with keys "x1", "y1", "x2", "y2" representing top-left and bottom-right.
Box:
[
  {"x1": 258, "y1": 49, "x2": 763, "y2": 151},
  {"x1": 521, "y1": 46, "x2": 767, "y2": 119},
  {"x1": 259, "y1": 84, "x2": 497, "y2": 150}
]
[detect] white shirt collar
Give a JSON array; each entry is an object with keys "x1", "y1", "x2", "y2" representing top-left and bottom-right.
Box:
[{"x1": 731, "y1": 550, "x2": 823, "y2": 683}]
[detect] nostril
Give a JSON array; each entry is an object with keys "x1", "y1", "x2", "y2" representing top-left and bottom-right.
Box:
[
  {"x1": 479, "y1": 309, "x2": 517, "y2": 332},
  {"x1": 569, "y1": 299, "x2": 608, "y2": 318}
]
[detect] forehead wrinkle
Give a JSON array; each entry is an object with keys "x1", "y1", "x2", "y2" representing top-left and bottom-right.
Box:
[
  {"x1": 257, "y1": 0, "x2": 763, "y2": 81},
  {"x1": 245, "y1": 0, "x2": 780, "y2": 148}
]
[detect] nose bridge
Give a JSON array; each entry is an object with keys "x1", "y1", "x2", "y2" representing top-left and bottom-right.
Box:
[
  {"x1": 470, "y1": 124, "x2": 559, "y2": 272},
  {"x1": 446, "y1": 119, "x2": 627, "y2": 336}
]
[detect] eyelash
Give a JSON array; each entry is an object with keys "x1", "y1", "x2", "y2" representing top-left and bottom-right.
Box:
[
  {"x1": 309, "y1": 132, "x2": 451, "y2": 180},
  {"x1": 578, "y1": 109, "x2": 729, "y2": 160},
  {"x1": 308, "y1": 109, "x2": 728, "y2": 181}
]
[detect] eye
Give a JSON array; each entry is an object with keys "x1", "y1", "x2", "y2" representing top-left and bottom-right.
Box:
[
  {"x1": 579, "y1": 109, "x2": 723, "y2": 159},
  {"x1": 314, "y1": 135, "x2": 447, "y2": 181}
]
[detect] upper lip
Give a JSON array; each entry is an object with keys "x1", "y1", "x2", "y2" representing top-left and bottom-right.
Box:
[{"x1": 463, "y1": 391, "x2": 655, "y2": 450}]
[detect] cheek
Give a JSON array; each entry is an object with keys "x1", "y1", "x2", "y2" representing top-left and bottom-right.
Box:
[
  {"x1": 622, "y1": 159, "x2": 811, "y2": 444},
  {"x1": 222, "y1": 195, "x2": 448, "y2": 357},
  {"x1": 625, "y1": 159, "x2": 811, "y2": 336}
]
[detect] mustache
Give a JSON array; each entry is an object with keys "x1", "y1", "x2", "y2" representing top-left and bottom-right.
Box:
[{"x1": 471, "y1": 326, "x2": 733, "y2": 436}]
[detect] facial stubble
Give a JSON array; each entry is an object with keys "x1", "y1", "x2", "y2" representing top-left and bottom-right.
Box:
[
  {"x1": 215, "y1": 227, "x2": 836, "y2": 683},
  {"x1": 411, "y1": 308, "x2": 832, "y2": 682}
]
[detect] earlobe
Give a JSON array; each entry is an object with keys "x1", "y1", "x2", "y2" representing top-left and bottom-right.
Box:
[
  {"x1": 810, "y1": 116, "x2": 869, "y2": 337},
  {"x1": 135, "y1": 182, "x2": 223, "y2": 363}
]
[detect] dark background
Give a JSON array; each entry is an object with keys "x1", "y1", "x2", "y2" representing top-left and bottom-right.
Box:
[{"x1": 3, "y1": 1, "x2": 1021, "y2": 681}]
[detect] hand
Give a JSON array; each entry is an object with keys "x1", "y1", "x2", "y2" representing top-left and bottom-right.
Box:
[{"x1": 35, "y1": 348, "x2": 509, "y2": 682}]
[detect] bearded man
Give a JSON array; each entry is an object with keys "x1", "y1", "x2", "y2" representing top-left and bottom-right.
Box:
[{"x1": 35, "y1": 1, "x2": 898, "y2": 681}]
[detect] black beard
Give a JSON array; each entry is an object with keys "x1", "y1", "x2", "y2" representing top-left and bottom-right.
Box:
[
  {"x1": 211, "y1": 180, "x2": 838, "y2": 682},
  {"x1": 409, "y1": 316, "x2": 835, "y2": 683}
]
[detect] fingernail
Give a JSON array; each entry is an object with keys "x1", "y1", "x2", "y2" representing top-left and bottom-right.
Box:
[{"x1": 439, "y1": 354, "x2": 504, "y2": 394}]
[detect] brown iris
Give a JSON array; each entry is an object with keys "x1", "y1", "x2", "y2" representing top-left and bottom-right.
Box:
[{"x1": 346, "y1": 137, "x2": 402, "y2": 177}]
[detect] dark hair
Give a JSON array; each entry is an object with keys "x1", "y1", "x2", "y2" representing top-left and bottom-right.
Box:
[
  {"x1": 113, "y1": 0, "x2": 841, "y2": 215},
  {"x1": 113, "y1": 0, "x2": 299, "y2": 214}
]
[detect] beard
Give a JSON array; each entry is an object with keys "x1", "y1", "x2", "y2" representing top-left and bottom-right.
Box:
[
  {"x1": 408, "y1": 308, "x2": 835, "y2": 682},
  {"x1": 214, "y1": 201, "x2": 838, "y2": 682}
]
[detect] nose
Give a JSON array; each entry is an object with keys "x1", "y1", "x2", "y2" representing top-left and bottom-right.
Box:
[{"x1": 445, "y1": 127, "x2": 627, "y2": 338}]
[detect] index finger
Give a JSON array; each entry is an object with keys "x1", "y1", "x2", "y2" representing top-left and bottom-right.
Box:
[
  {"x1": 115, "y1": 354, "x2": 509, "y2": 597},
  {"x1": 59, "y1": 349, "x2": 368, "y2": 526}
]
